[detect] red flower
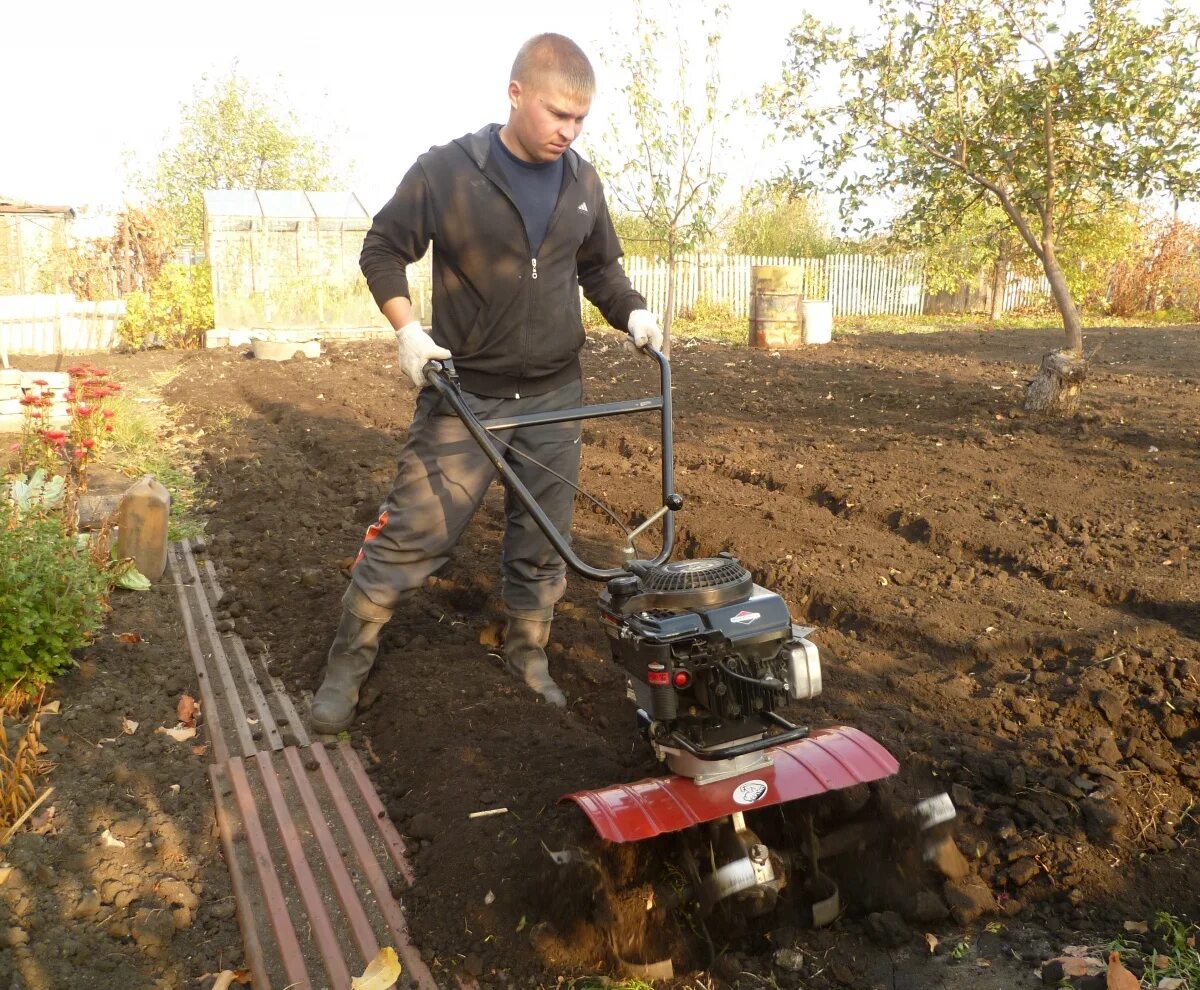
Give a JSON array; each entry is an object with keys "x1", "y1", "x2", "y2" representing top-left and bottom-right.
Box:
[
  {"x1": 18, "y1": 395, "x2": 35, "y2": 406},
  {"x1": 43, "y1": 429, "x2": 68, "y2": 442},
  {"x1": 73, "y1": 449, "x2": 87, "y2": 460},
  {"x1": 30, "y1": 412, "x2": 41, "y2": 420},
  {"x1": 105, "y1": 425, "x2": 114, "y2": 433},
  {"x1": 67, "y1": 365, "x2": 86, "y2": 376},
  {"x1": 32, "y1": 378, "x2": 48, "y2": 386},
  {"x1": 81, "y1": 438, "x2": 96, "y2": 449},
  {"x1": 102, "y1": 409, "x2": 116, "y2": 419},
  {"x1": 76, "y1": 404, "x2": 93, "y2": 417}
]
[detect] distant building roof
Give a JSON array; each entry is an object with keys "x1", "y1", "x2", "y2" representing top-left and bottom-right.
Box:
[
  {"x1": 0, "y1": 196, "x2": 75, "y2": 216},
  {"x1": 203, "y1": 190, "x2": 370, "y2": 221}
]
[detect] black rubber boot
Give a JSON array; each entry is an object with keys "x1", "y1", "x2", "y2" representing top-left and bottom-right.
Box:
[
  {"x1": 503, "y1": 606, "x2": 566, "y2": 708},
  {"x1": 310, "y1": 585, "x2": 393, "y2": 735}
]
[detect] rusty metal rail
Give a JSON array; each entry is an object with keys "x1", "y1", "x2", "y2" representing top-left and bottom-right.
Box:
[{"x1": 169, "y1": 539, "x2": 438, "y2": 990}]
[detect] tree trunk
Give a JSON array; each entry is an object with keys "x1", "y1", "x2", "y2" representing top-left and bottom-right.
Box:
[
  {"x1": 1024, "y1": 349, "x2": 1087, "y2": 415},
  {"x1": 1023, "y1": 240, "x2": 1086, "y2": 415},
  {"x1": 989, "y1": 251, "x2": 1008, "y2": 321},
  {"x1": 662, "y1": 255, "x2": 677, "y2": 358},
  {"x1": 1041, "y1": 241, "x2": 1083, "y2": 353}
]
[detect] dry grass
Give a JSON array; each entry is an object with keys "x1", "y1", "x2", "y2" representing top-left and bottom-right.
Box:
[{"x1": 0, "y1": 691, "x2": 51, "y2": 843}]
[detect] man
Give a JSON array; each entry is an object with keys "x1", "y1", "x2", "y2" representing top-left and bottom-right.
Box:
[{"x1": 310, "y1": 33, "x2": 663, "y2": 733}]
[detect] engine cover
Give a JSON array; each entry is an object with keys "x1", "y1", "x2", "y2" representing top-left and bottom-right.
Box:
[{"x1": 598, "y1": 555, "x2": 822, "y2": 758}]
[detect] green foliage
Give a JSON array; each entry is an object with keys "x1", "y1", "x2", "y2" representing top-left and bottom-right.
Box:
[
  {"x1": 117, "y1": 263, "x2": 214, "y2": 349},
  {"x1": 589, "y1": 1, "x2": 734, "y2": 342},
  {"x1": 143, "y1": 71, "x2": 337, "y2": 247},
  {"x1": 0, "y1": 506, "x2": 108, "y2": 695},
  {"x1": 7, "y1": 470, "x2": 65, "y2": 518},
  {"x1": 727, "y1": 178, "x2": 835, "y2": 258},
  {"x1": 768, "y1": 0, "x2": 1200, "y2": 352},
  {"x1": 672, "y1": 296, "x2": 742, "y2": 343}
]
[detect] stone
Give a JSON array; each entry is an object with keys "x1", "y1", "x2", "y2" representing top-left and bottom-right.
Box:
[
  {"x1": 901, "y1": 891, "x2": 950, "y2": 924},
  {"x1": 157, "y1": 879, "x2": 199, "y2": 911},
  {"x1": 1095, "y1": 690, "x2": 1124, "y2": 723},
  {"x1": 73, "y1": 889, "x2": 103, "y2": 920},
  {"x1": 0, "y1": 927, "x2": 28, "y2": 948},
  {"x1": 951, "y1": 783, "x2": 972, "y2": 808},
  {"x1": 210, "y1": 900, "x2": 237, "y2": 921},
  {"x1": 131, "y1": 908, "x2": 175, "y2": 949},
  {"x1": 406, "y1": 812, "x2": 439, "y2": 842},
  {"x1": 772, "y1": 947, "x2": 806, "y2": 973},
  {"x1": 1096, "y1": 737, "x2": 1123, "y2": 765},
  {"x1": 464, "y1": 953, "x2": 484, "y2": 978},
  {"x1": 1008, "y1": 858, "x2": 1040, "y2": 886},
  {"x1": 943, "y1": 879, "x2": 998, "y2": 925},
  {"x1": 1082, "y1": 799, "x2": 1123, "y2": 842},
  {"x1": 865, "y1": 910, "x2": 910, "y2": 947}
]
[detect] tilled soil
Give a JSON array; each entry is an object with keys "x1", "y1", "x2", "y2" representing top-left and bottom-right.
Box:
[
  {"x1": 33, "y1": 324, "x2": 1196, "y2": 988},
  {"x1": 0, "y1": 585, "x2": 243, "y2": 989}
]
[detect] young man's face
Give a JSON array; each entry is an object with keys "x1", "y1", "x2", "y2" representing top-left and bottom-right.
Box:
[{"x1": 505, "y1": 79, "x2": 591, "y2": 164}]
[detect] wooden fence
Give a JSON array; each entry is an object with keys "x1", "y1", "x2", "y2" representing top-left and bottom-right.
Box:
[{"x1": 0, "y1": 294, "x2": 126, "y2": 366}]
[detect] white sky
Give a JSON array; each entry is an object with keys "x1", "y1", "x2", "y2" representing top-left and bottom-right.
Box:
[
  {"x1": 3, "y1": 0, "x2": 848, "y2": 214},
  {"x1": 3, "y1": 0, "x2": 1196, "y2": 223}
]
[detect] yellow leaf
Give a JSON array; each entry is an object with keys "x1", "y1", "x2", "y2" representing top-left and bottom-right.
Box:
[{"x1": 351, "y1": 947, "x2": 402, "y2": 990}]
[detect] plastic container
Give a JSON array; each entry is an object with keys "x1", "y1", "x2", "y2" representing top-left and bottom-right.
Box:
[
  {"x1": 116, "y1": 475, "x2": 171, "y2": 582},
  {"x1": 801, "y1": 300, "x2": 833, "y2": 345}
]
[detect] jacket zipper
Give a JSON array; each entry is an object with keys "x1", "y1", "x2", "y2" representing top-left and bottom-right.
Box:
[{"x1": 482, "y1": 153, "x2": 575, "y2": 390}]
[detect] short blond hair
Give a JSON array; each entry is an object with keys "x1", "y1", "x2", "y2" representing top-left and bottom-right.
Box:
[{"x1": 511, "y1": 34, "x2": 595, "y2": 99}]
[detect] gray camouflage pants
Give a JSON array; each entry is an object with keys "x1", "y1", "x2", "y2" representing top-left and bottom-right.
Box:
[{"x1": 349, "y1": 378, "x2": 583, "y2": 617}]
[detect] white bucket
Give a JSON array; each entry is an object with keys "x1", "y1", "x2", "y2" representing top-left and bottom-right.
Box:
[{"x1": 801, "y1": 300, "x2": 833, "y2": 345}]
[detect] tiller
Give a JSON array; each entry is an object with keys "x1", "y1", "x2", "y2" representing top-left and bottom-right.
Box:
[{"x1": 423, "y1": 348, "x2": 954, "y2": 930}]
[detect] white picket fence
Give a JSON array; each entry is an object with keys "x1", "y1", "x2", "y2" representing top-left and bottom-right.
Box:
[
  {"x1": 620, "y1": 252, "x2": 930, "y2": 318},
  {"x1": 0, "y1": 294, "x2": 126, "y2": 366},
  {"x1": 1004, "y1": 273, "x2": 1053, "y2": 311}
]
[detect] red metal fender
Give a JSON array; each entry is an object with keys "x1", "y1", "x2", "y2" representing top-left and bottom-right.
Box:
[{"x1": 563, "y1": 725, "x2": 899, "y2": 844}]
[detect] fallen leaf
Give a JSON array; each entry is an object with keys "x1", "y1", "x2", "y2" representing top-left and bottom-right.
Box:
[
  {"x1": 176, "y1": 695, "x2": 198, "y2": 727},
  {"x1": 192, "y1": 745, "x2": 208, "y2": 757},
  {"x1": 1158, "y1": 978, "x2": 1186, "y2": 990},
  {"x1": 169, "y1": 784, "x2": 180, "y2": 794},
  {"x1": 516, "y1": 915, "x2": 527, "y2": 933},
  {"x1": 351, "y1": 946, "x2": 402, "y2": 989},
  {"x1": 1124, "y1": 920, "x2": 1150, "y2": 934},
  {"x1": 41, "y1": 700, "x2": 61, "y2": 715},
  {"x1": 100, "y1": 828, "x2": 125, "y2": 849},
  {"x1": 121, "y1": 718, "x2": 139, "y2": 736},
  {"x1": 210, "y1": 971, "x2": 252, "y2": 990},
  {"x1": 924, "y1": 933, "x2": 938, "y2": 954},
  {"x1": 115, "y1": 632, "x2": 142, "y2": 644},
  {"x1": 156, "y1": 725, "x2": 197, "y2": 743},
  {"x1": 30, "y1": 805, "x2": 56, "y2": 834}
]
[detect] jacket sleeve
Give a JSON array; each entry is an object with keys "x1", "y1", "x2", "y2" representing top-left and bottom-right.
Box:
[
  {"x1": 359, "y1": 160, "x2": 436, "y2": 310},
  {"x1": 576, "y1": 183, "x2": 647, "y2": 332}
]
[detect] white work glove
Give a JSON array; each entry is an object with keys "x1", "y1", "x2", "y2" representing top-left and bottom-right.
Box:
[
  {"x1": 626, "y1": 309, "x2": 663, "y2": 351},
  {"x1": 396, "y1": 321, "x2": 452, "y2": 388}
]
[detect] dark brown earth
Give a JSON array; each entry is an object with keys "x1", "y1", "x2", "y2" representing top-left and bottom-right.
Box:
[
  {"x1": 0, "y1": 582, "x2": 243, "y2": 989},
  {"x1": 7, "y1": 324, "x2": 1199, "y2": 988}
]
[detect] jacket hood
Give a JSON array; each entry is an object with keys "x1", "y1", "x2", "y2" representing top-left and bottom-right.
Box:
[{"x1": 455, "y1": 124, "x2": 581, "y2": 178}]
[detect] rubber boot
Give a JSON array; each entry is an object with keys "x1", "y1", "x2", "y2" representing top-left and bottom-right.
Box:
[
  {"x1": 503, "y1": 606, "x2": 567, "y2": 708},
  {"x1": 310, "y1": 584, "x2": 393, "y2": 734}
]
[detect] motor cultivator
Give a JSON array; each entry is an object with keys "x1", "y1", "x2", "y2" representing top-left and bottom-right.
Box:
[{"x1": 423, "y1": 348, "x2": 955, "y2": 941}]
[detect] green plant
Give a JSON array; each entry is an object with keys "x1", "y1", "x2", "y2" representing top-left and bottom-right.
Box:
[
  {"x1": 0, "y1": 506, "x2": 110, "y2": 698},
  {"x1": 117, "y1": 263, "x2": 214, "y2": 350}
]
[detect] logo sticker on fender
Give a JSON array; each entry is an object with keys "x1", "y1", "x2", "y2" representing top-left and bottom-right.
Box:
[
  {"x1": 730, "y1": 610, "x2": 760, "y2": 625},
  {"x1": 732, "y1": 779, "x2": 769, "y2": 805}
]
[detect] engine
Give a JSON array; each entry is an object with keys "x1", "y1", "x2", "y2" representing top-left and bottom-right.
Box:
[{"x1": 598, "y1": 555, "x2": 822, "y2": 765}]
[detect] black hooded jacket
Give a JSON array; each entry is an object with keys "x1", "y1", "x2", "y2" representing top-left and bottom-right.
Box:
[{"x1": 360, "y1": 124, "x2": 646, "y2": 398}]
